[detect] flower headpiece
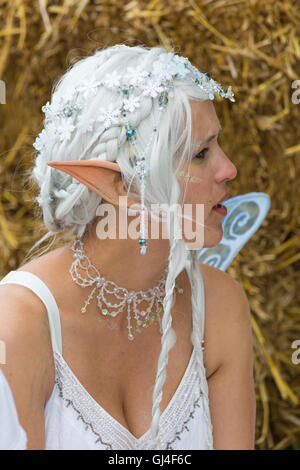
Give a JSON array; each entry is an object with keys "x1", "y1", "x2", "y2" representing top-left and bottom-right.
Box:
[{"x1": 34, "y1": 52, "x2": 235, "y2": 254}]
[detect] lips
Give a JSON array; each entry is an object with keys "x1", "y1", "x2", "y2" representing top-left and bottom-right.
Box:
[{"x1": 213, "y1": 192, "x2": 230, "y2": 208}]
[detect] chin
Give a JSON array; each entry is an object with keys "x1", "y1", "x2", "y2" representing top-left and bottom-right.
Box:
[
  {"x1": 182, "y1": 218, "x2": 224, "y2": 249},
  {"x1": 184, "y1": 237, "x2": 220, "y2": 251},
  {"x1": 202, "y1": 228, "x2": 223, "y2": 248}
]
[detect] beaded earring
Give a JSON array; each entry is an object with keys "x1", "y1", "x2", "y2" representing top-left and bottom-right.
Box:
[{"x1": 122, "y1": 88, "x2": 160, "y2": 256}]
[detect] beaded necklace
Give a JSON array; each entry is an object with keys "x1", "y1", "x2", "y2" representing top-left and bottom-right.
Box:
[{"x1": 70, "y1": 237, "x2": 183, "y2": 340}]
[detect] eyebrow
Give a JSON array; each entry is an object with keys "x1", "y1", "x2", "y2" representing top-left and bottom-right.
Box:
[{"x1": 193, "y1": 125, "x2": 222, "y2": 147}]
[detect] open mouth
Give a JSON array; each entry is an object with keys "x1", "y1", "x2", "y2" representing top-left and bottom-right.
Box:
[{"x1": 212, "y1": 203, "x2": 227, "y2": 217}]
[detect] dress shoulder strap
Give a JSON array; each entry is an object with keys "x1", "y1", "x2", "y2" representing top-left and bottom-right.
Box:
[
  {"x1": 185, "y1": 258, "x2": 205, "y2": 342},
  {"x1": 0, "y1": 270, "x2": 62, "y2": 355}
]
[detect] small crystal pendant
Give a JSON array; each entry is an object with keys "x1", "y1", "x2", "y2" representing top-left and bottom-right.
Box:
[
  {"x1": 139, "y1": 238, "x2": 147, "y2": 255},
  {"x1": 158, "y1": 90, "x2": 169, "y2": 109}
]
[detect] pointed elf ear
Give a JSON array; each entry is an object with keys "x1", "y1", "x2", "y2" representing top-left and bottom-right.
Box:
[{"x1": 47, "y1": 159, "x2": 134, "y2": 207}]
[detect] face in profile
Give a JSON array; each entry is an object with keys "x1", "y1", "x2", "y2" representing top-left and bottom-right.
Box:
[
  {"x1": 55, "y1": 99, "x2": 237, "y2": 252},
  {"x1": 177, "y1": 99, "x2": 237, "y2": 249}
]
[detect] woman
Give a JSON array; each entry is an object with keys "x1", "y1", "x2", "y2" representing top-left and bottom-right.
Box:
[{"x1": 0, "y1": 44, "x2": 256, "y2": 450}]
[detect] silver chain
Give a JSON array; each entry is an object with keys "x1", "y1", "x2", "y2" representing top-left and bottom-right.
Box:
[{"x1": 69, "y1": 238, "x2": 184, "y2": 340}]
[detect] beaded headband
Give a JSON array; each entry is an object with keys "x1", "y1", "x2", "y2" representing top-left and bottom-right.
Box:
[{"x1": 34, "y1": 52, "x2": 235, "y2": 253}]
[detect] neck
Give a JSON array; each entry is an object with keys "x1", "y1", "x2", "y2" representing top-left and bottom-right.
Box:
[
  {"x1": 76, "y1": 216, "x2": 174, "y2": 292},
  {"x1": 63, "y1": 214, "x2": 189, "y2": 341}
]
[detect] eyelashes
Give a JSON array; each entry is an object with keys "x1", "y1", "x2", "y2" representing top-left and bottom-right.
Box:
[{"x1": 195, "y1": 147, "x2": 209, "y2": 160}]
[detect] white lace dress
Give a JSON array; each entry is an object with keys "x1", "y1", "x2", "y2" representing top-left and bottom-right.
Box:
[{"x1": 0, "y1": 260, "x2": 214, "y2": 450}]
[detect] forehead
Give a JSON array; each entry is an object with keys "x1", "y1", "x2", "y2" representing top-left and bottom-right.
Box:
[{"x1": 190, "y1": 99, "x2": 220, "y2": 141}]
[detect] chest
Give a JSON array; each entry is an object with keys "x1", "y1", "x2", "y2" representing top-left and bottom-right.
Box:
[
  {"x1": 59, "y1": 303, "x2": 194, "y2": 438},
  {"x1": 54, "y1": 287, "x2": 218, "y2": 442},
  {"x1": 52, "y1": 343, "x2": 207, "y2": 449}
]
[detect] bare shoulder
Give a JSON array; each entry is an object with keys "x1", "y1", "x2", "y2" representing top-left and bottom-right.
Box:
[
  {"x1": 199, "y1": 263, "x2": 250, "y2": 311},
  {"x1": 198, "y1": 263, "x2": 252, "y2": 369},
  {"x1": 0, "y1": 275, "x2": 55, "y2": 449},
  {"x1": 198, "y1": 264, "x2": 256, "y2": 449}
]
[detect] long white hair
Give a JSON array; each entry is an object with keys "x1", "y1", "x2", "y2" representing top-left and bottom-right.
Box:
[{"x1": 26, "y1": 44, "x2": 214, "y2": 449}]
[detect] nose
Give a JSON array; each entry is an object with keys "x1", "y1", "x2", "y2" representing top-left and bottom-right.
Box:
[{"x1": 215, "y1": 150, "x2": 237, "y2": 183}]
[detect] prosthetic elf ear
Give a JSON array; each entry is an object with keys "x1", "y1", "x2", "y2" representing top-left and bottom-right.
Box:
[{"x1": 46, "y1": 159, "x2": 130, "y2": 206}]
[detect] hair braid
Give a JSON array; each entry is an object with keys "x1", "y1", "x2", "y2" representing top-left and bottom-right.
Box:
[
  {"x1": 189, "y1": 250, "x2": 214, "y2": 449},
  {"x1": 149, "y1": 211, "x2": 188, "y2": 449}
]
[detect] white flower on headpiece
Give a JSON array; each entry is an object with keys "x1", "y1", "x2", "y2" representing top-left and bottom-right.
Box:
[
  {"x1": 33, "y1": 129, "x2": 48, "y2": 151},
  {"x1": 125, "y1": 66, "x2": 149, "y2": 87},
  {"x1": 42, "y1": 93, "x2": 63, "y2": 117},
  {"x1": 152, "y1": 61, "x2": 175, "y2": 82},
  {"x1": 77, "y1": 77, "x2": 100, "y2": 99},
  {"x1": 42, "y1": 101, "x2": 52, "y2": 116},
  {"x1": 226, "y1": 85, "x2": 235, "y2": 102},
  {"x1": 56, "y1": 120, "x2": 75, "y2": 142},
  {"x1": 169, "y1": 60, "x2": 190, "y2": 79},
  {"x1": 142, "y1": 81, "x2": 165, "y2": 98},
  {"x1": 103, "y1": 70, "x2": 121, "y2": 89},
  {"x1": 123, "y1": 95, "x2": 140, "y2": 113},
  {"x1": 97, "y1": 103, "x2": 121, "y2": 129},
  {"x1": 77, "y1": 114, "x2": 94, "y2": 134}
]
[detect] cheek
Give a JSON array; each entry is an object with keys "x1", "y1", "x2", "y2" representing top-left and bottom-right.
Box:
[
  {"x1": 178, "y1": 180, "x2": 212, "y2": 225},
  {"x1": 185, "y1": 180, "x2": 203, "y2": 201},
  {"x1": 183, "y1": 179, "x2": 213, "y2": 213}
]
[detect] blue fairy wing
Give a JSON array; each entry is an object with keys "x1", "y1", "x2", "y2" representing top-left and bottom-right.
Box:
[{"x1": 195, "y1": 192, "x2": 271, "y2": 271}]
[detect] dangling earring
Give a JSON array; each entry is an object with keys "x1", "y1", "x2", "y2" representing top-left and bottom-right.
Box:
[
  {"x1": 122, "y1": 88, "x2": 149, "y2": 255},
  {"x1": 137, "y1": 157, "x2": 148, "y2": 255}
]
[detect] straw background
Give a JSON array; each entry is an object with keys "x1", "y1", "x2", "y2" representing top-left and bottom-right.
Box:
[{"x1": 0, "y1": 0, "x2": 299, "y2": 450}]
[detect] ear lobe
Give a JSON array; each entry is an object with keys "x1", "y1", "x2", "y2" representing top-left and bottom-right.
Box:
[{"x1": 47, "y1": 160, "x2": 122, "y2": 203}]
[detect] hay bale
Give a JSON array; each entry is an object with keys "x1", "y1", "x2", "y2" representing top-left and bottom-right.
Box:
[{"x1": 0, "y1": 0, "x2": 299, "y2": 450}]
